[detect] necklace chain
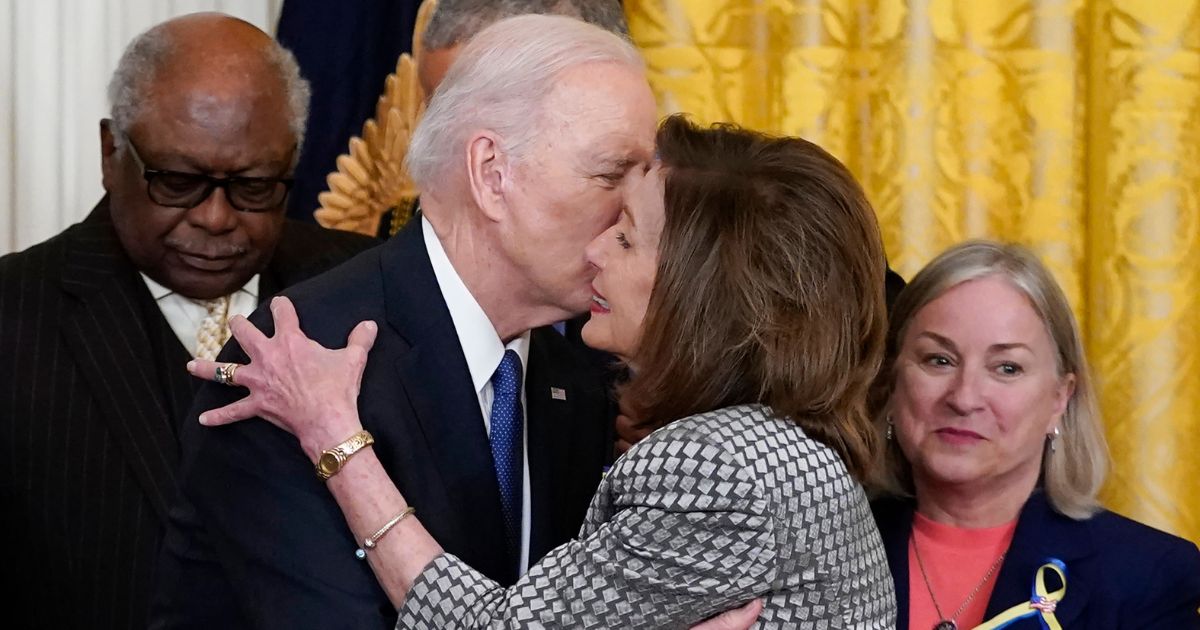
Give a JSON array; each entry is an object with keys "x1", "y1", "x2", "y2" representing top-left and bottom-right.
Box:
[{"x1": 911, "y1": 534, "x2": 1006, "y2": 628}]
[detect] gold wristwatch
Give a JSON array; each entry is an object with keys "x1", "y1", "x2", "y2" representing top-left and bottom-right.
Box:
[{"x1": 315, "y1": 430, "x2": 375, "y2": 480}]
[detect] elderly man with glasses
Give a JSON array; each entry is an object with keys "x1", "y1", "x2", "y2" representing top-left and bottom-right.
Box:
[{"x1": 0, "y1": 13, "x2": 375, "y2": 630}]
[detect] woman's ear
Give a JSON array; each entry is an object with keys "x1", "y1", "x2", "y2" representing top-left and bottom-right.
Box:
[
  {"x1": 1051, "y1": 372, "x2": 1077, "y2": 429},
  {"x1": 465, "y1": 130, "x2": 509, "y2": 222}
]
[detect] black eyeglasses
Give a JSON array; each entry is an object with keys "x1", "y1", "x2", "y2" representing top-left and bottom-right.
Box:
[{"x1": 125, "y1": 139, "x2": 294, "y2": 213}]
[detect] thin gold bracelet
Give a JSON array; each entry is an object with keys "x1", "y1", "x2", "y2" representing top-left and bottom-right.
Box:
[{"x1": 355, "y1": 506, "x2": 416, "y2": 560}]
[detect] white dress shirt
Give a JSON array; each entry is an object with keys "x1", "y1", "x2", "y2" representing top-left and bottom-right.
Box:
[
  {"x1": 140, "y1": 273, "x2": 260, "y2": 358},
  {"x1": 422, "y1": 217, "x2": 533, "y2": 575}
]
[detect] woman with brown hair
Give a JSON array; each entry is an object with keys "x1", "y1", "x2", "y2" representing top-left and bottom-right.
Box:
[{"x1": 190, "y1": 114, "x2": 897, "y2": 628}]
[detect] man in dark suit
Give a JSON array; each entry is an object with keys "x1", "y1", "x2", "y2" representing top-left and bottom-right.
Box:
[
  {"x1": 0, "y1": 14, "x2": 375, "y2": 630},
  {"x1": 151, "y1": 15, "x2": 649, "y2": 629}
]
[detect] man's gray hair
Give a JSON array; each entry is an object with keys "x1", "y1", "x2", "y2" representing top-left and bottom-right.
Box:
[
  {"x1": 106, "y1": 23, "x2": 311, "y2": 150},
  {"x1": 407, "y1": 14, "x2": 644, "y2": 191},
  {"x1": 422, "y1": 0, "x2": 629, "y2": 51}
]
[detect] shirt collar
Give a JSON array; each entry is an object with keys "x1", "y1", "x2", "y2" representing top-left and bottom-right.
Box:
[
  {"x1": 139, "y1": 273, "x2": 260, "y2": 302},
  {"x1": 422, "y1": 216, "x2": 530, "y2": 393}
]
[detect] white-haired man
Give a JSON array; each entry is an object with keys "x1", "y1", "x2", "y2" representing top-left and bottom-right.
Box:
[
  {"x1": 152, "y1": 15, "x2": 656, "y2": 629},
  {"x1": 0, "y1": 14, "x2": 375, "y2": 630}
]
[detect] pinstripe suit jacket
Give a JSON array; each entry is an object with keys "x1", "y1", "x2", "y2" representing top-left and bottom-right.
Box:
[
  {"x1": 0, "y1": 199, "x2": 375, "y2": 630},
  {"x1": 398, "y1": 404, "x2": 898, "y2": 629}
]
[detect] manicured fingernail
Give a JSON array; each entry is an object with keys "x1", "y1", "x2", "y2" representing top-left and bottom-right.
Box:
[
  {"x1": 365, "y1": 321, "x2": 377, "y2": 331},
  {"x1": 186, "y1": 360, "x2": 196, "y2": 371},
  {"x1": 198, "y1": 413, "x2": 210, "y2": 425}
]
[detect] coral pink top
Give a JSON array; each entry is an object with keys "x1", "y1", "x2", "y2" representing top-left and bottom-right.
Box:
[{"x1": 908, "y1": 512, "x2": 1018, "y2": 630}]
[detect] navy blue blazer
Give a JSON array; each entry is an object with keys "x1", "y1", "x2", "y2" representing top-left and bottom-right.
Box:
[
  {"x1": 873, "y1": 493, "x2": 1200, "y2": 629},
  {"x1": 151, "y1": 220, "x2": 615, "y2": 629}
]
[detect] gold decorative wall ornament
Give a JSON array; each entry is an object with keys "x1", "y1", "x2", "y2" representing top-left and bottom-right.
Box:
[
  {"x1": 314, "y1": 0, "x2": 436, "y2": 237},
  {"x1": 313, "y1": 54, "x2": 425, "y2": 237}
]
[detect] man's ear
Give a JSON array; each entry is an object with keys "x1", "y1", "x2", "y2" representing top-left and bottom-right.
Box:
[
  {"x1": 465, "y1": 131, "x2": 510, "y2": 222},
  {"x1": 100, "y1": 119, "x2": 119, "y2": 192}
]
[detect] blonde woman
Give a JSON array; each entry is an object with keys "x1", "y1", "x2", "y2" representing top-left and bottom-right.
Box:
[{"x1": 870, "y1": 240, "x2": 1200, "y2": 630}]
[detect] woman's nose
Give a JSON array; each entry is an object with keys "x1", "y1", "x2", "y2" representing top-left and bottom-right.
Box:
[
  {"x1": 584, "y1": 229, "x2": 612, "y2": 268},
  {"x1": 945, "y1": 368, "x2": 986, "y2": 414}
]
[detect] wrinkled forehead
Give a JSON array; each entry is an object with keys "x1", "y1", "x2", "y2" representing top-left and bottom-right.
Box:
[
  {"x1": 539, "y1": 66, "x2": 656, "y2": 166},
  {"x1": 129, "y1": 86, "x2": 295, "y2": 173},
  {"x1": 140, "y1": 52, "x2": 287, "y2": 124}
]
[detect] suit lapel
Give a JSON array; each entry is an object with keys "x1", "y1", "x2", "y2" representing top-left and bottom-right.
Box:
[
  {"x1": 59, "y1": 203, "x2": 179, "y2": 521},
  {"x1": 256, "y1": 218, "x2": 375, "y2": 300},
  {"x1": 257, "y1": 260, "x2": 284, "y2": 303},
  {"x1": 142, "y1": 292, "x2": 202, "y2": 432},
  {"x1": 984, "y1": 492, "x2": 1092, "y2": 628},
  {"x1": 378, "y1": 222, "x2": 513, "y2": 582},
  {"x1": 525, "y1": 328, "x2": 582, "y2": 562},
  {"x1": 873, "y1": 498, "x2": 914, "y2": 630}
]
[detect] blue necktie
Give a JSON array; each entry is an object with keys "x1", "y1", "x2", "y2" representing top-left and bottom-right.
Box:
[{"x1": 489, "y1": 349, "x2": 523, "y2": 560}]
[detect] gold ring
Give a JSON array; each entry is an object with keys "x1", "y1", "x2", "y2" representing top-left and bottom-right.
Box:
[{"x1": 214, "y1": 363, "x2": 239, "y2": 386}]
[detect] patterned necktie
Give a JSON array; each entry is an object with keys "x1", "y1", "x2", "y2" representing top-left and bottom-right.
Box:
[
  {"x1": 194, "y1": 296, "x2": 231, "y2": 360},
  {"x1": 489, "y1": 349, "x2": 524, "y2": 561}
]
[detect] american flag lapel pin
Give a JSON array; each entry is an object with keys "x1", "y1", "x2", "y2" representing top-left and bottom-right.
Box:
[{"x1": 550, "y1": 387, "x2": 567, "y2": 401}]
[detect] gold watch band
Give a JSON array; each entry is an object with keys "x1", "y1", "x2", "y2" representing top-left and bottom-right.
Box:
[{"x1": 315, "y1": 430, "x2": 374, "y2": 480}]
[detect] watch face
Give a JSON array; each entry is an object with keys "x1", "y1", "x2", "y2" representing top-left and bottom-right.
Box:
[{"x1": 318, "y1": 451, "x2": 341, "y2": 477}]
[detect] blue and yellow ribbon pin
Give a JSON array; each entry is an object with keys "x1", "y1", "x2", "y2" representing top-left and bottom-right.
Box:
[{"x1": 974, "y1": 558, "x2": 1067, "y2": 630}]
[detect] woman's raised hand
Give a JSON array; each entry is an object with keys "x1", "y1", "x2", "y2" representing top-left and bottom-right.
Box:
[{"x1": 187, "y1": 296, "x2": 378, "y2": 461}]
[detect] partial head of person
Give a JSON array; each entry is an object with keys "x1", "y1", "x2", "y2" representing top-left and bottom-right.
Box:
[
  {"x1": 871, "y1": 240, "x2": 1109, "y2": 519},
  {"x1": 407, "y1": 14, "x2": 656, "y2": 338},
  {"x1": 100, "y1": 13, "x2": 310, "y2": 301},
  {"x1": 583, "y1": 114, "x2": 890, "y2": 483},
  {"x1": 416, "y1": 0, "x2": 629, "y2": 98}
]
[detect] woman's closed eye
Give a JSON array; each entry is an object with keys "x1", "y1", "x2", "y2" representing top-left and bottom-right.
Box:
[
  {"x1": 596, "y1": 172, "x2": 624, "y2": 188},
  {"x1": 616, "y1": 232, "x2": 631, "y2": 250}
]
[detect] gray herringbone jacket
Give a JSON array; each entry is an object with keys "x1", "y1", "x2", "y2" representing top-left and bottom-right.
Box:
[{"x1": 397, "y1": 404, "x2": 897, "y2": 629}]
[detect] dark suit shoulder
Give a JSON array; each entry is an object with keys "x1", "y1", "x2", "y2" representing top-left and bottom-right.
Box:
[
  {"x1": 1, "y1": 199, "x2": 129, "y2": 268},
  {"x1": 1080, "y1": 509, "x2": 1200, "y2": 624},
  {"x1": 0, "y1": 219, "x2": 83, "y2": 276},
  {"x1": 277, "y1": 220, "x2": 378, "y2": 255},
  {"x1": 266, "y1": 221, "x2": 379, "y2": 288},
  {"x1": 0, "y1": 219, "x2": 113, "y2": 325},
  {"x1": 1087, "y1": 507, "x2": 1195, "y2": 544},
  {"x1": 252, "y1": 242, "x2": 389, "y2": 350},
  {"x1": 530, "y1": 326, "x2": 614, "y2": 393},
  {"x1": 1084, "y1": 508, "x2": 1200, "y2": 568}
]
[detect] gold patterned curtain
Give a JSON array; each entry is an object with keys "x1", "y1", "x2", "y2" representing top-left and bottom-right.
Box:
[{"x1": 627, "y1": 0, "x2": 1200, "y2": 545}]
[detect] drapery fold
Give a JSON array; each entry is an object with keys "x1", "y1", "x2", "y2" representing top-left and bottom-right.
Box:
[{"x1": 628, "y1": 0, "x2": 1200, "y2": 545}]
